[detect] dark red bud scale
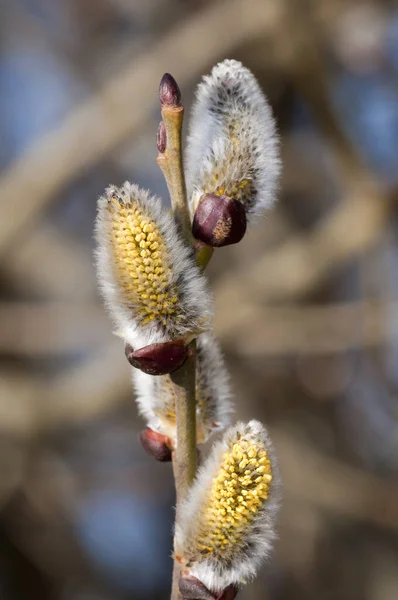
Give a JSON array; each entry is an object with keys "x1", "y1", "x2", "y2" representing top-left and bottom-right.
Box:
[
  {"x1": 125, "y1": 340, "x2": 188, "y2": 375},
  {"x1": 217, "y1": 586, "x2": 239, "y2": 600},
  {"x1": 139, "y1": 428, "x2": 172, "y2": 462},
  {"x1": 157, "y1": 121, "x2": 167, "y2": 153},
  {"x1": 179, "y1": 575, "x2": 216, "y2": 600},
  {"x1": 159, "y1": 73, "x2": 182, "y2": 107},
  {"x1": 179, "y1": 575, "x2": 238, "y2": 600},
  {"x1": 192, "y1": 194, "x2": 247, "y2": 247}
]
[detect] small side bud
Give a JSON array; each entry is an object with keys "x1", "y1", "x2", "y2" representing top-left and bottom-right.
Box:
[
  {"x1": 157, "y1": 121, "x2": 167, "y2": 153},
  {"x1": 180, "y1": 575, "x2": 238, "y2": 600},
  {"x1": 139, "y1": 427, "x2": 172, "y2": 462},
  {"x1": 159, "y1": 73, "x2": 182, "y2": 107},
  {"x1": 125, "y1": 340, "x2": 188, "y2": 375},
  {"x1": 192, "y1": 194, "x2": 247, "y2": 247}
]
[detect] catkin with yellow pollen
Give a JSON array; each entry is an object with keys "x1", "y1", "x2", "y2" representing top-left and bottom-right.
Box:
[
  {"x1": 95, "y1": 182, "x2": 212, "y2": 348},
  {"x1": 175, "y1": 421, "x2": 281, "y2": 593},
  {"x1": 196, "y1": 437, "x2": 271, "y2": 555},
  {"x1": 201, "y1": 150, "x2": 255, "y2": 207},
  {"x1": 185, "y1": 59, "x2": 281, "y2": 221},
  {"x1": 108, "y1": 195, "x2": 177, "y2": 327},
  {"x1": 132, "y1": 332, "x2": 232, "y2": 444}
]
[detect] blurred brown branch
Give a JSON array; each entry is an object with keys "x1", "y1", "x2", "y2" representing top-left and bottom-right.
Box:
[
  {"x1": 215, "y1": 185, "x2": 396, "y2": 307},
  {"x1": 217, "y1": 299, "x2": 392, "y2": 356},
  {"x1": 0, "y1": 0, "x2": 280, "y2": 256},
  {"x1": 276, "y1": 428, "x2": 398, "y2": 533},
  {"x1": 0, "y1": 298, "x2": 394, "y2": 357},
  {"x1": 0, "y1": 303, "x2": 108, "y2": 355}
]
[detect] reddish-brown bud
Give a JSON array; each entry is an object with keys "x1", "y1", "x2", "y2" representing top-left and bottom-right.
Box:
[
  {"x1": 157, "y1": 121, "x2": 167, "y2": 153},
  {"x1": 179, "y1": 575, "x2": 215, "y2": 600},
  {"x1": 159, "y1": 73, "x2": 182, "y2": 107},
  {"x1": 139, "y1": 427, "x2": 172, "y2": 462},
  {"x1": 179, "y1": 575, "x2": 238, "y2": 600},
  {"x1": 192, "y1": 194, "x2": 247, "y2": 247},
  {"x1": 217, "y1": 586, "x2": 238, "y2": 600},
  {"x1": 125, "y1": 340, "x2": 188, "y2": 375}
]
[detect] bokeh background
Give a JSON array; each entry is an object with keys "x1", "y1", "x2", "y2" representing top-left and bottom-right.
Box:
[{"x1": 1, "y1": 0, "x2": 398, "y2": 598}]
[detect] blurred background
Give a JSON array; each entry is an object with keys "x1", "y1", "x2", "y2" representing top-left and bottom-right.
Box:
[{"x1": 1, "y1": 0, "x2": 398, "y2": 598}]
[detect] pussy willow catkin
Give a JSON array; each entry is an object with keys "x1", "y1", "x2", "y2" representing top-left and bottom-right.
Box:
[
  {"x1": 175, "y1": 421, "x2": 281, "y2": 592},
  {"x1": 95, "y1": 182, "x2": 212, "y2": 349},
  {"x1": 186, "y1": 59, "x2": 281, "y2": 222}
]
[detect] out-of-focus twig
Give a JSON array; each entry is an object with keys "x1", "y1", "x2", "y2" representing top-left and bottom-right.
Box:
[
  {"x1": 0, "y1": 303, "x2": 109, "y2": 355},
  {"x1": 0, "y1": 298, "x2": 395, "y2": 357},
  {"x1": 213, "y1": 0, "x2": 397, "y2": 308},
  {"x1": 3, "y1": 224, "x2": 95, "y2": 300},
  {"x1": 0, "y1": 0, "x2": 281, "y2": 257},
  {"x1": 216, "y1": 299, "x2": 395, "y2": 356},
  {"x1": 276, "y1": 428, "x2": 398, "y2": 533},
  {"x1": 214, "y1": 186, "x2": 396, "y2": 306}
]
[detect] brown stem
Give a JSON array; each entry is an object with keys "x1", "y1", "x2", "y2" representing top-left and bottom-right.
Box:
[
  {"x1": 158, "y1": 106, "x2": 214, "y2": 271},
  {"x1": 170, "y1": 344, "x2": 197, "y2": 600},
  {"x1": 170, "y1": 344, "x2": 197, "y2": 504},
  {"x1": 158, "y1": 105, "x2": 193, "y2": 243},
  {"x1": 157, "y1": 80, "x2": 198, "y2": 600}
]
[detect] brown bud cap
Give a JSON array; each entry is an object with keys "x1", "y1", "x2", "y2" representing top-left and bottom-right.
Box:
[
  {"x1": 159, "y1": 73, "x2": 182, "y2": 107},
  {"x1": 217, "y1": 586, "x2": 238, "y2": 600},
  {"x1": 179, "y1": 575, "x2": 238, "y2": 600},
  {"x1": 179, "y1": 575, "x2": 215, "y2": 600},
  {"x1": 139, "y1": 428, "x2": 172, "y2": 462},
  {"x1": 125, "y1": 340, "x2": 188, "y2": 375},
  {"x1": 192, "y1": 194, "x2": 247, "y2": 247},
  {"x1": 157, "y1": 121, "x2": 167, "y2": 153}
]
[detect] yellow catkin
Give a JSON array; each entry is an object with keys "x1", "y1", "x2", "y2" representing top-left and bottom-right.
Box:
[
  {"x1": 194, "y1": 437, "x2": 272, "y2": 558},
  {"x1": 108, "y1": 196, "x2": 180, "y2": 326}
]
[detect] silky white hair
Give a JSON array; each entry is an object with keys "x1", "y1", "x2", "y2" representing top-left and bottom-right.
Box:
[
  {"x1": 95, "y1": 181, "x2": 212, "y2": 349},
  {"x1": 132, "y1": 331, "x2": 233, "y2": 443},
  {"x1": 186, "y1": 59, "x2": 281, "y2": 222},
  {"x1": 175, "y1": 420, "x2": 282, "y2": 593}
]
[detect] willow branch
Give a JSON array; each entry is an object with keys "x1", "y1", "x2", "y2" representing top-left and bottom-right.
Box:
[
  {"x1": 170, "y1": 346, "x2": 197, "y2": 504},
  {"x1": 158, "y1": 106, "x2": 193, "y2": 243},
  {"x1": 157, "y1": 75, "x2": 197, "y2": 600},
  {"x1": 158, "y1": 104, "x2": 213, "y2": 270}
]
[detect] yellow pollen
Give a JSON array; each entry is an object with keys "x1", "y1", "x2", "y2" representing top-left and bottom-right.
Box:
[
  {"x1": 202, "y1": 131, "x2": 255, "y2": 207},
  {"x1": 193, "y1": 436, "x2": 272, "y2": 560},
  {"x1": 107, "y1": 195, "x2": 180, "y2": 325}
]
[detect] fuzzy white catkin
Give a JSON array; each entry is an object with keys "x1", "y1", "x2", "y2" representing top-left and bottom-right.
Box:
[
  {"x1": 186, "y1": 59, "x2": 281, "y2": 221},
  {"x1": 175, "y1": 420, "x2": 281, "y2": 593},
  {"x1": 95, "y1": 181, "x2": 212, "y2": 349},
  {"x1": 132, "y1": 331, "x2": 233, "y2": 443}
]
